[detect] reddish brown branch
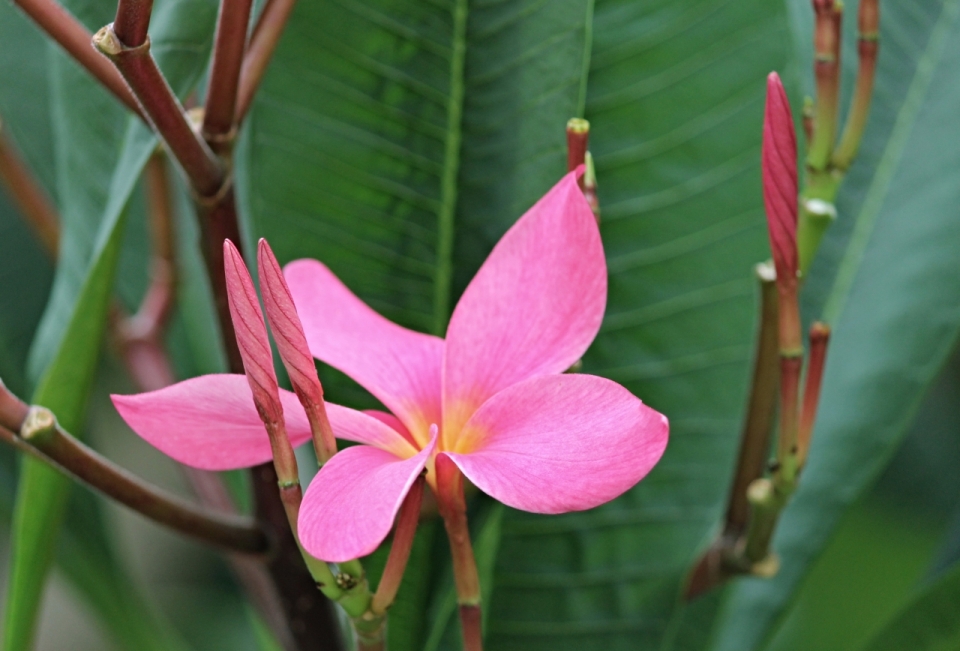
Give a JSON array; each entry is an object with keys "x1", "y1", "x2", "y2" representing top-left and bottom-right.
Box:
[
  {"x1": 12, "y1": 0, "x2": 143, "y2": 117},
  {"x1": 685, "y1": 264, "x2": 778, "y2": 599},
  {"x1": 236, "y1": 0, "x2": 298, "y2": 122},
  {"x1": 798, "y1": 323, "x2": 830, "y2": 466},
  {"x1": 93, "y1": 25, "x2": 225, "y2": 197},
  {"x1": 203, "y1": 0, "x2": 255, "y2": 144},
  {"x1": 0, "y1": 125, "x2": 60, "y2": 257},
  {"x1": 113, "y1": 0, "x2": 153, "y2": 48}
]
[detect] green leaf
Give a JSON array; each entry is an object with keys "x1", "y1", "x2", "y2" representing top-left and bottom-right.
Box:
[
  {"x1": 859, "y1": 561, "x2": 960, "y2": 651},
  {"x1": 2, "y1": 0, "x2": 217, "y2": 646},
  {"x1": 710, "y1": 1, "x2": 960, "y2": 649},
  {"x1": 486, "y1": 1, "x2": 789, "y2": 648},
  {"x1": 0, "y1": 1, "x2": 56, "y2": 397}
]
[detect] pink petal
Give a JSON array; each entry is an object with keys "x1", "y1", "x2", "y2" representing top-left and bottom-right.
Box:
[
  {"x1": 284, "y1": 259, "x2": 442, "y2": 446},
  {"x1": 442, "y1": 170, "x2": 606, "y2": 439},
  {"x1": 298, "y1": 427, "x2": 437, "y2": 562},
  {"x1": 224, "y1": 240, "x2": 282, "y2": 423},
  {"x1": 762, "y1": 72, "x2": 798, "y2": 286},
  {"x1": 363, "y1": 410, "x2": 418, "y2": 448},
  {"x1": 443, "y1": 375, "x2": 668, "y2": 514},
  {"x1": 111, "y1": 374, "x2": 312, "y2": 470},
  {"x1": 112, "y1": 375, "x2": 415, "y2": 469},
  {"x1": 326, "y1": 405, "x2": 418, "y2": 458}
]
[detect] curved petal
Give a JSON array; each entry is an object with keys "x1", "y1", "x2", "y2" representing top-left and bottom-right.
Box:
[
  {"x1": 442, "y1": 170, "x2": 607, "y2": 439},
  {"x1": 285, "y1": 259, "x2": 442, "y2": 447},
  {"x1": 363, "y1": 410, "x2": 417, "y2": 448},
  {"x1": 444, "y1": 374, "x2": 668, "y2": 514},
  {"x1": 111, "y1": 374, "x2": 313, "y2": 471},
  {"x1": 298, "y1": 429, "x2": 437, "y2": 562},
  {"x1": 326, "y1": 405, "x2": 418, "y2": 458}
]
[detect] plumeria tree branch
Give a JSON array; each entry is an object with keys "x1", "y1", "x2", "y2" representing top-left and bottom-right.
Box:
[
  {"x1": 685, "y1": 263, "x2": 779, "y2": 598},
  {"x1": 10, "y1": 0, "x2": 144, "y2": 117},
  {"x1": 236, "y1": 0, "x2": 299, "y2": 122},
  {"x1": 203, "y1": 0, "x2": 255, "y2": 146},
  {"x1": 0, "y1": 388, "x2": 269, "y2": 553},
  {"x1": 92, "y1": 24, "x2": 225, "y2": 197}
]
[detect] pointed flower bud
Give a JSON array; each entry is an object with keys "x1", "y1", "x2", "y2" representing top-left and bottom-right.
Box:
[
  {"x1": 257, "y1": 238, "x2": 337, "y2": 463},
  {"x1": 224, "y1": 240, "x2": 298, "y2": 483},
  {"x1": 762, "y1": 72, "x2": 799, "y2": 291}
]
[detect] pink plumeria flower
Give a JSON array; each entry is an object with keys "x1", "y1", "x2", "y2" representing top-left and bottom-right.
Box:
[
  {"x1": 290, "y1": 169, "x2": 668, "y2": 560},
  {"x1": 112, "y1": 170, "x2": 668, "y2": 563}
]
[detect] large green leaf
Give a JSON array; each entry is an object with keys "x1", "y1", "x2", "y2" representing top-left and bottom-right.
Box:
[
  {"x1": 3, "y1": 0, "x2": 217, "y2": 646},
  {"x1": 859, "y1": 560, "x2": 960, "y2": 651},
  {"x1": 485, "y1": 1, "x2": 788, "y2": 649},
  {"x1": 710, "y1": 1, "x2": 960, "y2": 649}
]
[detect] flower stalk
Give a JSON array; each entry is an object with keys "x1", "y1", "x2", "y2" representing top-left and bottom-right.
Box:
[
  {"x1": 371, "y1": 476, "x2": 425, "y2": 617},
  {"x1": 436, "y1": 455, "x2": 483, "y2": 651}
]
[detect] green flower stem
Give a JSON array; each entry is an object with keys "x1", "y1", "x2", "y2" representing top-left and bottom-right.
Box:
[
  {"x1": 806, "y1": 0, "x2": 842, "y2": 172},
  {"x1": 832, "y1": 0, "x2": 880, "y2": 171}
]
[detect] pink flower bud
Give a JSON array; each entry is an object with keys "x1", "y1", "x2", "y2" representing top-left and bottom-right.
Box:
[
  {"x1": 762, "y1": 72, "x2": 799, "y2": 292},
  {"x1": 223, "y1": 240, "x2": 283, "y2": 426},
  {"x1": 257, "y1": 239, "x2": 337, "y2": 462}
]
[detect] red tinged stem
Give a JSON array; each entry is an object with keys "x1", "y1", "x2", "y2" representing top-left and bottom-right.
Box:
[
  {"x1": 436, "y1": 455, "x2": 484, "y2": 651},
  {"x1": 807, "y1": 0, "x2": 842, "y2": 171},
  {"x1": 798, "y1": 323, "x2": 830, "y2": 466},
  {"x1": 92, "y1": 25, "x2": 225, "y2": 197},
  {"x1": 371, "y1": 477, "x2": 424, "y2": 615},
  {"x1": 203, "y1": 0, "x2": 255, "y2": 144},
  {"x1": 113, "y1": 0, "x2": 153, "y2": 47},
  {"x1": 236, "y1": 0, "x2": 299, "y2": 122},
  {"x1": 11, "y1": 0, "x2": 143, "y2": 117}
]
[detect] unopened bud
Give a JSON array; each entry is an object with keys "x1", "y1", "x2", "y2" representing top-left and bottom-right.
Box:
[{"x1": 257, "y1": 239, "x2": 337, "y2": 463}]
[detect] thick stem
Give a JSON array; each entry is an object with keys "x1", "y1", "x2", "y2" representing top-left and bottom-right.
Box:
[
  {"x1": 726, "y1": 263, "x2": 779, "y2": 532},
  {"x1": 203, "y1": 0, "x2": 255, "y2": 144},
  {"x1": 0, "y1": 125, "x2": 60, "y2": 257},
  {"x1": 798, "y1": 323, "x2": 830, "y2": 467},
  {"x1": 236, "y1": 0, "x2": 298, "y2": 122},
  {"x1": 195, "y1": 190, "x2": 245, "y2": 371},
  {"x1": 93, "y1": 25, "x2": 225, "y2": 197},
  {"x1": 371, "y1": 476, "x2": 424, "y2": 616},
  {"x1": 685, "y1": 264, "x2": 779, "y2": 599},
  {"x1": 113, "y1": 0, "x2": 153, "y2": 48},
  {"x1": 9, "y1": 406, "x2": 268, "y2": 553},
  {"x1": 12, "y1": 0, "x2": 143, "y2": 117}
]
